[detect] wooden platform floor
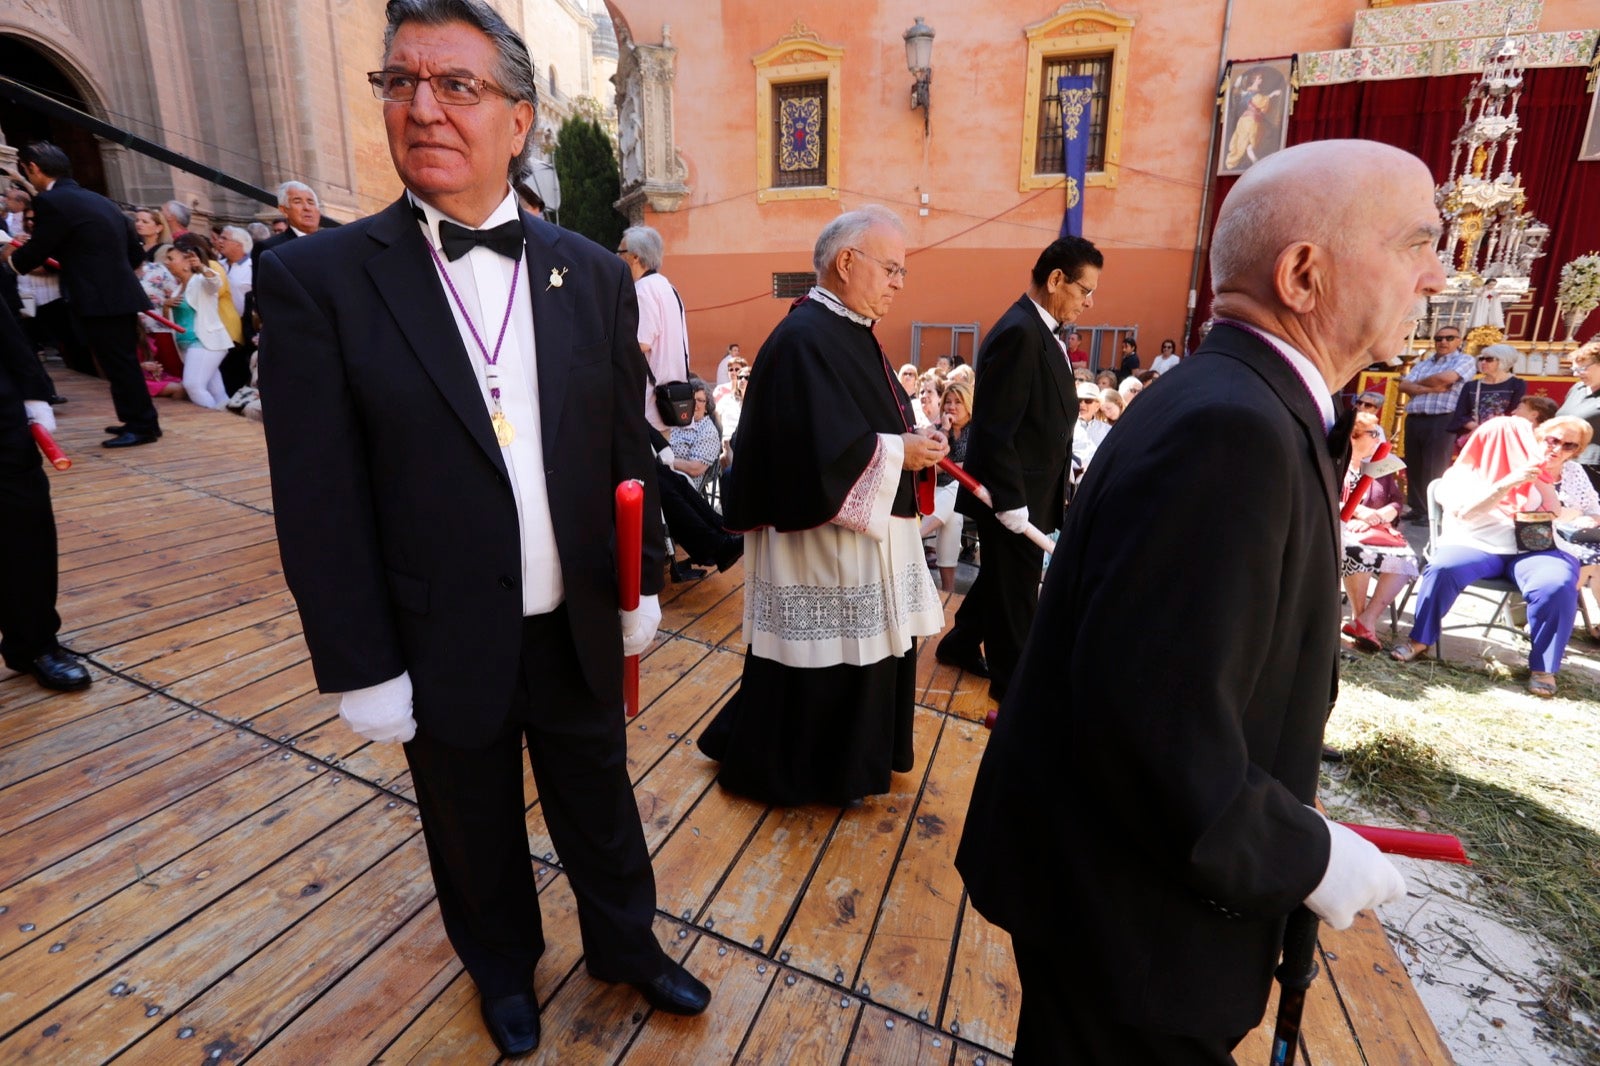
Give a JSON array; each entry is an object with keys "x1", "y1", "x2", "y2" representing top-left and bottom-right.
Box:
[{"x1": 0, "y1": 370, "x2": 1454, "y2": 1064}]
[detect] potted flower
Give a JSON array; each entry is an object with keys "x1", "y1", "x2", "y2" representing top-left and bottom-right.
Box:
[{"x1": 1558, "y1": 253, "x2": 1600, "y2": 340}]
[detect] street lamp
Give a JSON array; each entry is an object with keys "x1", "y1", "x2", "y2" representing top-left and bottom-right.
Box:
[{"x1": 904, "y1": 16, "x2": 934, "y2": 132}]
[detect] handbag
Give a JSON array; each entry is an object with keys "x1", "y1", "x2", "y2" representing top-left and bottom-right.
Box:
[
  {"x1": 1514, "y1": 511, "x2": 1555, "y2": 552},
  {"x1": 1355, "y1": 523, "x2": 1407, "y2": 548},
  {"x1": 647, "y1": 283, "x2": 696, "y2": 427}
]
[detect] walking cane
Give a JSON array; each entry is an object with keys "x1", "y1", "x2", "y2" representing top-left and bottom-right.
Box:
[
  {"x1": 615, "y1": 479, "x2": 644, "y2": 718},
  {"x1": 1271, "y1": 825, "x2": 1468, "y2": 1063}
]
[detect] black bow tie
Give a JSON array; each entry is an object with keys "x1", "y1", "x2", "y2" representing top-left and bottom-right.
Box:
[
  {"x1": 1054, "y1": 324, "x2": 1070, "y2": 341},
  {"x1": 437, "y1": 218, "x2": 524, "y2": 262}
]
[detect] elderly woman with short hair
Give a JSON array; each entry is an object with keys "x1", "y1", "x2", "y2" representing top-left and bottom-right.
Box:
[
  {"x1": 921, "y1": 379, "x2": 972, "y2": 592},
  {"x1": 1448, "y1": 342, "x2": 1525, "y2": 440}
]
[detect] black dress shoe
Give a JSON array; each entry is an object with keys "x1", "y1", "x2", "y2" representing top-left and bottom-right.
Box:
[
  {"x1": 713, "y1": 534, "x2": 744, "y2": 572},
  {"x1": 631, "y1": 961, "x2": 711, "y2": 1016},
  {"x1": 670, "y1": 560, "x2": 706, "y2": 582},
  {"x1": 47, "y1": 394, "x2": 68, "y2": 405},
  {"x1": 935, "y1": 636, "x2": 990, "y2": 678},
  {"x1": 105, "y1": 424, "x2": 163, "y2": 437},
  {"x1": 479, "y1": 991, "x2": 540, "y2": 1057},
  {"x1": 102, "y1": 432, "x2": 159, "y2": 449},
  {"x1": 27, "y1": 651, "x2": 91, "y2": 692}
]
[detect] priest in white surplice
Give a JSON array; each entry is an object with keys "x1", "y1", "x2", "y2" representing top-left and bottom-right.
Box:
[{"x1": 699, "y1": 206, "x2": 948, "y2": 806}]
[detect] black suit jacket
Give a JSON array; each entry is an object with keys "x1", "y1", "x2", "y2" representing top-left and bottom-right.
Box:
[
  {"x1": 956, "y1": 295, "x2": 1074, "y2": 534},
  {"x1": 10, "y1": 178, "x2": 146, "y2": 318},
  {"x1": 0, "y1": 298, "x2": 51, "y2": 438},
  {"x1": 258, "y1": 196, "x2": 664, "y2": 748},
  {"x1": 956, "y1": 324, "x2": 1341, "y2": 1037}
]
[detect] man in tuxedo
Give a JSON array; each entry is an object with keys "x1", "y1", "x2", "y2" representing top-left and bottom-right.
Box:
[
  {"x1": 257, "y1": 0, "x2": 708, "y2": 1056},
  {"x1": 956, "y1": 140, "x2": 1430, "y2": 1061},
  {"x1": 252, "y1": 180, "x2": 325, "y2": 270},
  {"x1": 0, "y1": 298, "x2": 89, "y2": 691},
  {"x1": 936, "y1": 236, "x2": 1101, "y2": 700},
  {"x1": 1, "y1": 143, "x2": 161, "y2": 447}
]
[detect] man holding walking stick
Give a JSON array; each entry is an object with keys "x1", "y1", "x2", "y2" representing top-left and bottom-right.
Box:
[{"x1": 958, "y1": 141, "x2": 1425, "y2": 1062}]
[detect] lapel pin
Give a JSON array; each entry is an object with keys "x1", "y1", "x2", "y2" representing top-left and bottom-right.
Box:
[{"x1": 546, "y1": 266, "x2": 568, "y2": 291}]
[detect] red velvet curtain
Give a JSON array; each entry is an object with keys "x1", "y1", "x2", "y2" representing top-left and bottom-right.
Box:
[{"x1": 1190, "y1": 66, "x2": 1600, "y2": 350}]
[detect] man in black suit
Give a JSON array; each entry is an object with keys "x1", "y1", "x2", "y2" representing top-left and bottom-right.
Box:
[
  {"x1": 956, "y1": 140, "x2": 1431, "y2": 1061},
  {"x1": 0, "y1": 299, "x2": 89, "y2": 691},
  {"x1": 257, "y1": 1, "x2": 707, "y2": 1056},
  {"x1": 936, "y1": 237, "x2": 1101, "y2": 700},
  {"x1": 1, "y1": 143, "x2": 161, "y2": 448}
]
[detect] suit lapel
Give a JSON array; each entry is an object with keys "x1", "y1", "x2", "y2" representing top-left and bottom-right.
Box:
[
  {"x1": 1028, "y1": 298, "x2": 1074, "y2": 420},
  {"x1": 522, "y1": 217, "x2": 575, "y2": 459},
  {"x1": 365, "y1": 197, "x2": 508, "y2": 478},
  {"x1": 1207, "y1": 325, "x2": 1341, "y2": 556}
]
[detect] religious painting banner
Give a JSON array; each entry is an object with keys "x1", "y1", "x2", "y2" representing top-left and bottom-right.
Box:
[
  {"x1": 1218, "y1": 57, "x2": 1294, "y2": 176},
  {"x1": 1057, "y1": 74, "x2": 1094, "y2": 237},
  {"x1": 779, "y1": 93, "x2": 823, "y2": 173}
]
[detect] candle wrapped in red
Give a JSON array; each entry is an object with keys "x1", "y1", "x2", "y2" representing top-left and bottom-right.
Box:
[
  {"x1": 30, "y1": 423, "x2": 71, "y2": 470},
  {"x1": 615, "y1": 479, "x2": 644, "y2": 718},
  {"x1": 1341, "y1": 822, "x2": 1470, "y2": 864}
]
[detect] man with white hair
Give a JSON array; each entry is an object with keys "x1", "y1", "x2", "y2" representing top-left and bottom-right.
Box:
[
  {"x1": 250, "y1": 182, "x2": 327, "y2": 328},
  {"x1": 162, "y1": 198, "x2": 190, "y2": 237},
  {"x1": 959, "y1": 140, "x2": 1432, "y2": 1060},
  {"x1": 700, "y1": 205, "x2": 948, "y2": 806},
  {"x1": 615, "y1": 224, "x2": 687, "y2": 430}
]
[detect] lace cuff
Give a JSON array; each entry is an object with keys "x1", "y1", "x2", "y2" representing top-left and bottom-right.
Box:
[{"x1": 832, "y1": 433, "x2": 903, "y2": 540}]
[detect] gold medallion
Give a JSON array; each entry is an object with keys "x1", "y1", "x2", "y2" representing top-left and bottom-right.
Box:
[{"x1": 491, "y1": 410, "x2": 515, "y2": 446}]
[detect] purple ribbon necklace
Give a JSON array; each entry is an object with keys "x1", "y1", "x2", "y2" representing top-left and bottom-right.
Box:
[{"x1": 425, "y1": 240, "x2": 522, "y2": 446}]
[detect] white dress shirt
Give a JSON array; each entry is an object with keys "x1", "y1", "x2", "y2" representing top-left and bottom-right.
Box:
[{"x1": 411, "y1": 190, "x2": 563, "y2": 615}]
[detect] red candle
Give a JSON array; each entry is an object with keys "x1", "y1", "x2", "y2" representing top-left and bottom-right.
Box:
[
  {"x1": 30, "y1": 424, "x2": 71, "y2": 470},
  {"x1": 615, "y1": 479, "x2": 644, "y2": 718},
  {"x1": 1341, "y1": 822, "x2": 1470, "y2": 865}
]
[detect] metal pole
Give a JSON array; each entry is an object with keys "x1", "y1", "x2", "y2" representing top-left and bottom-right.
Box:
[{"x1": 1182, "y1": 0, "x2": 1236, "y2": 352}]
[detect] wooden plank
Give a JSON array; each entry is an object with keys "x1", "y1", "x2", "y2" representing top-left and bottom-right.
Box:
[
  {"x1": 162, "y1": 634, "x2": 315, "y2": 705},
  {"x1": 0, "y1": 770, "x2": 377, "y2": 1044},
  {"x1": 0, "y1": 750, "x2": 311, "y2": 959},
  {"x1": 57, "y1": 513, "x2": 275, "y2": 574},
  {"x1": 618, "y1": 933, "x2": 777, "y2": 1064},
  {"x1": 782, "y1": 710, "x2": 943, "y2": 984},
  {"x1": 0, "y1": 691, "x2": 190, "y2": 786},
  {"x1": 659, "y1": 567, "x2": 744, "y2": 634},
  {"x1": 0, "y1": 673, "x2": 154, "y2": 752},
  {"x1": 58, "y1": 541, "x2": 280, "y2": 618},
  {"x1": 1236, "y1": 981, "x2": 1280, "y2": 1066},
  {"x1": 648, "y1": 775, "x2": 770, "y2": 925},
  {"x1": 113, "y1": 832, "x2": 436, "y2": 1065},
  {"x1": 846, "y1": 1004, "x2": 956, "y2": 1066},
  {"x1": 858, "y1": 717, "x2": 989, "y2": 1028},
  {"x1": 701, "y1": 802, "x2": 841, "y2": 955},
  {"x1": 678, "y1": 585, "x2": 745, "y2": 647},
  {"x1": 630, "y1": 645, "x2": 743, "y2": 780},
  {"x1": 199, "y1": 659, "x2": 319, "y2": 723},
  {"x1": 730, "y1": 964, "x2": 861, "y2": 1066},
  {"x1": 1317, "y1": 913, "x2": 1454, "y2": 1065},
  {"x1": 950, "y1": 1041, "x2": 1011, "y2": 1065},
  {"x1": 112, "y1": 611, "x2": 304, "y2": 686},
  {"x1": 66, "y1": 580, "x2": 295, "y2": 656},
  {"x1": 942, "y1": 899, "x2": 1018, "y2": 1057},
  {"x1": 0, "y1": 716, "x2": 240, "y2": 836}
]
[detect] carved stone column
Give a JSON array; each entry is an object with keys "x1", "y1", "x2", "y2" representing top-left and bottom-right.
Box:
[{"x1": 614, "y1": 24, "x2": 689, "y2": 221}]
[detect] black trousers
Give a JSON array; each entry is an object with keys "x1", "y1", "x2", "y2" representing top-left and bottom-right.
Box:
[
  {"x1": 75, "y1": 312, "x2": 159, "y2": 435},
  {"x1": 655, "y1": 459, "x2": 725, "y2": 562},
  {"x1": 944, "y1": 507, "x2": 1044, "y2": 696},
  {"x1": 0, "y1": 428, "x2": 61, "y2": 668},
  {"x1": 1402, "y1": 412, "x2": 1453, "y2": 516},
  {"x1": 35, "y1": 300, "x2": 93, "y2": 376},
  {"x1": 402, "y1": 606, "x2": 664, "y2": 997},
  {"x1": 1012, "y1": 939, "x2": 1245, "y2": 1065}
]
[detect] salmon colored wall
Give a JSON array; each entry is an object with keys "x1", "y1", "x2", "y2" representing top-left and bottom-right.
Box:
[{"x1": 611, "y1": 0, "x2": 1598, "y2": 376}]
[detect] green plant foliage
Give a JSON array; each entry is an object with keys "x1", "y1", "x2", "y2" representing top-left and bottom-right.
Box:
[{"x1": 553, "y1": 116, "x2": 627, "y2": 250}]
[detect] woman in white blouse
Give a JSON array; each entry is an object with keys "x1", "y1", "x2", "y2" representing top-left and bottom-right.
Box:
[{"x1": 166, "y1": 233, "x2": 233, "y2": 409}]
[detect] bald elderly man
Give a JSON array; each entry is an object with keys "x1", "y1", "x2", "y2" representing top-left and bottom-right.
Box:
[{"x1": 958, "y1": 140, "x2": 1430, "y2": 1062}]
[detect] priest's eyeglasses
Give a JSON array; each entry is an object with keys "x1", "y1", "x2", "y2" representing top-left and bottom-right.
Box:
[
  {"x1": 367, "y1": 71, "x2": 513, "y2": 106},
  {"x1": 848, "y1": 247, "x2": 909, "y2": 281}
]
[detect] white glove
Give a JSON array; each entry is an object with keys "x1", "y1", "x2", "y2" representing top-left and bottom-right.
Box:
[
  {"x1": 997, "y1": 507, "x2": 1030, "y2": 535},
  {"x1": 23, "y1": 399, "x2": 55, "y2": 433},
  {"x1": 338, "y1": 671, "x2": 418, "y2": 744},
  {"x1": 656, "y1": 445, "x2": 676, "y2": 465},
  {"x1": 1303, "y1": 809, "x2": 1408, "y2": 930},
  {"x1": 621, "y1": 593, "x2": 661, "y2": 657}
]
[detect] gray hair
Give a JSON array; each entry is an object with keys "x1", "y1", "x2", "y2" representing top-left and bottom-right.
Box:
[
  {"x1": 246, "y1": 221, "x2": 272, "y2": 243},
  {"x1": 383, "y1": 0, "x2": 539, "y2": 179},
  {"x1": 276, "y1": 181, "x2": 320, "y2": 209},
  {"x1": 220, "y1": 225, "x2": 253, "y2": 255},
  {"x1": 1477, "y1": 342, "x2": 1516, "y2": 365},
  {"x1": 620, "y1": 225, "x2": 664, "y2": 271},
  {"x1": 163, "y1": 199, "x2": 191, "y2": 227},
  {"x1": 813, "y1": 205, "x2": 906, "y2": 280}
]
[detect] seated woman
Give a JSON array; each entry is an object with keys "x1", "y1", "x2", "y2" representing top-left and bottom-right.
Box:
[
  {"x1": 917, "y1": 373, "x2": 944, "y2": 429},
  {"x1": 668, "y1": 378, "x2": 722, "y2": 485},
  {"x1": 1340, "y1": 411, "x2": 1418, "y2": 651},
  {"x1": 920, "y1": 379, "x2": 971, "y2": 593},
  {"x1": 1543, "y1": 415, "x2": 1600, "y2": 638},
  {"x1": 1094, "y1": 369, "x2": 1118, "y2": 392},
  {"x1": 1098, "y1": 388, "x2": 1122, "y2": 424},
  {"x1": 1391, "y1": 416, "x2": 1580, "y2": 698}
]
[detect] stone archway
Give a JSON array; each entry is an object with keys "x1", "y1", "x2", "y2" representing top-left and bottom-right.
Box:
[{"x1": 0, "y1": 34, "x2": 107, "y2": 194}]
